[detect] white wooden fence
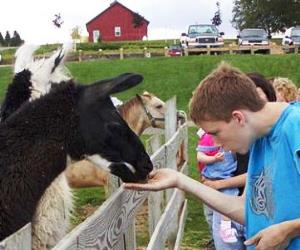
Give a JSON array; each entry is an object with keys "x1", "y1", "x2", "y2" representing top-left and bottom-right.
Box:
[{"x1": 0, "y1": 96, "x2": 188, "y2": 250}]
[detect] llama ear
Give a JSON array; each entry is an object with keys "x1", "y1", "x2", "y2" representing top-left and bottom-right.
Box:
[
  {"x1": 14, "y1": 44, "x2": 40, "y2": 73},
  {"x1": 49, "y1": 44, "x2": 72, "y2": 73},
  {"x1": 91, "y1": 73, "x2": 143, "y2": 96}
]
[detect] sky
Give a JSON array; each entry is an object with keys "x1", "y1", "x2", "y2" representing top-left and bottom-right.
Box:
[{"x1": 0, "y1": 0, "x2": 237, "y2": 44}]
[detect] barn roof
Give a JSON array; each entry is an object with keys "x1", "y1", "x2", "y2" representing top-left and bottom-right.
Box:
[{"x1": 86, "y1": 1, "x2": 149, "y2": 26}]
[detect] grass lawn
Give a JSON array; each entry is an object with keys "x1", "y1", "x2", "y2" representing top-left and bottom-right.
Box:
[{"x1": 1, "y1": 54, "x2": 300, "y2": 248}]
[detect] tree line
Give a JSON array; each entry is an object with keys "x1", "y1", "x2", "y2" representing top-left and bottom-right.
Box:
[
  {"x1": 232, "y1": 0, "x2": 300, "y2": 35},
  {"x1": 210, "y1": 0, "x2": 300, "y2": 35},
  {"x1": 0, "y1": 31, "x2": 24, "y2": 47}
]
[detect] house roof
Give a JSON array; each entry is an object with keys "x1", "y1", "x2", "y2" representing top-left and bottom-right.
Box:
[{"x1": 86, "y1": 1, "x2": 149, "y2": 26}]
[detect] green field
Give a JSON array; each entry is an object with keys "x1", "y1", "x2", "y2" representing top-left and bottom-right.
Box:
[{"x1": 1, "y1": 54, "x2": 300, "y2": 248}]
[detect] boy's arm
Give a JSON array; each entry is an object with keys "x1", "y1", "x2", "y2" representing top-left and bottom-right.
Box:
[{"x1": 124, "y1": 169, "x2": 245, "y2": 224}]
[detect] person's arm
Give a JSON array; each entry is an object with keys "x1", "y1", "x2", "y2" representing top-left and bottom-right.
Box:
[
  {"x1": 197, "y1": 151, "x2": 224, "y2": 164},
  {"x1": 244, "y1": 219, "x2": 300, "y2": 249},
  {"x1": 124, "y1": 168, "x2": 245, "y2": 224},
  {"x1": 202, "y1": 173, "x2": 247, "y2": 190}
]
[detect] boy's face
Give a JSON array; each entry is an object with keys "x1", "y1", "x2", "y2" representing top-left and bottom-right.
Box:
[{"x1": 199, "y1": 112, "x2": 253, "y2": 154}]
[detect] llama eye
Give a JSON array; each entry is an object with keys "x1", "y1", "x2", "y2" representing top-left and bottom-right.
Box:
[{"x1": 156, "y1": 105, "x2": 163, "y2": 109}]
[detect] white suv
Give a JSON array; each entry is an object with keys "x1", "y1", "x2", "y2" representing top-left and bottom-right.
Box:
[{"x1": 180, "y1": 24, "x2": 224, "y2": 48}]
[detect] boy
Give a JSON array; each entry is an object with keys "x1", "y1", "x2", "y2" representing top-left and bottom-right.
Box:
[{"x1": 125, "y1": 62, "x2": 300, "y2": 249}]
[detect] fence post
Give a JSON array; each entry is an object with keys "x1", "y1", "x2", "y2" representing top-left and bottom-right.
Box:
[
  {"x1": 98, "y1": 49, "x2": 103, "y2": 58},
  {"x1": 78, "y1": 50, "x2": 82, "y2": 62},
  {"x1": 165, "y1": 96, "x2": 177, "y2": 150},
  {"x1": 120, "y1": 48, "x2": 124, "y2": 60},
  {"x1": 295, "y1": 45, "x2": 298, "y2": 54},
  {"x1": 143, "y1": 47, "x2": 151, "y2": 58},
  {"x1": 184, "y1": 48, "x2": 189, "y2": 56},
  {"x1": 164, "y1": 46, "x2": 169, "y2": 57},
  {"x1": 164, "y1": 96, "x2": 178, "y2": 250},
  {"x1": 251, "y1": 45, "x2": 255, "y2": 55},
  {"x1": 207, "y1": 45, "x2": 211, "y2": 55},
  {"x1": 229, "y1": 44, "x2": 233, "y2": 55}
]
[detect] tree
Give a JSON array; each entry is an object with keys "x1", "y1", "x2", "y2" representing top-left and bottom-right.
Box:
[
  {"x1": 0, "y1": 32, "x2": 4, "y2": 46},
  {"x1": 4, "y1": 31, "x2": 11, "y2": 47},
  {"x1": 132, "y1": 13, "x2": 144, "y2": 28},
  {"x1": 232, "y1": 0, "x2": 300, "y2": 35},
  {"x1": 70, "y1": 26, "x2": 82, "y2": 51},
  {"x1": 10, "y1": 31, "x2": 23, "y2": 46},
  {"x1": 212, "y1": 1, "x2": 222, "y2": 26},
  {"x1": 70, "y1": 26, "x2": 81, "y2": 41}
]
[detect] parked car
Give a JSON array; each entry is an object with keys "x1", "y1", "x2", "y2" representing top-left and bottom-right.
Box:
[
  {"x1": 180, "y1": 24, "x2": 224, "y2": 48},
  {"x1": 167, "y1": 44, "x2": 183, "y2": 56},
  {"x1": 282, "y1": 26, "x2": 300, "y2": 53},
  {"x1": 237, "y1": 28, "x2": 271, "y2": 46}
]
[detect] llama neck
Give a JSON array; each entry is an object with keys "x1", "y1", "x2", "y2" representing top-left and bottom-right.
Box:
[{"x1": 118, "y1": 97, "x2": 149, "y2": 136}]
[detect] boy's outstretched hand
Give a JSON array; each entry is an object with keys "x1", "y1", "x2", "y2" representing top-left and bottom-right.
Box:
[{"x1": 124, "y1": 168, "x2": 181, "y2": 191}]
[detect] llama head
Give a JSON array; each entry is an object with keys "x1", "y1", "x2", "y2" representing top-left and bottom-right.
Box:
[
  {"x1": 0, "y1": 45, "x2": 71, "y2": 122},
  {"x1": 70, "y1": 73, "x2": 153, "y2": 183},
  {"x1": 14, "y1": 44, "x2": 71, "y2": 100}
]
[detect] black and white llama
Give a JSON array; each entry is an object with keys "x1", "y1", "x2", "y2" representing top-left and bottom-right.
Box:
[
  {"x1": 0, "y1": 45, "x2": 74, "y2": 249},
  {"x1": 0, "y1": 46, "x2": 153, "y2": 244}
]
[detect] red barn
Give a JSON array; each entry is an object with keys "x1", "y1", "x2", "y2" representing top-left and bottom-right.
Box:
[{"x1": 86, "y1": 1, "x2": 149, "y2": 42}]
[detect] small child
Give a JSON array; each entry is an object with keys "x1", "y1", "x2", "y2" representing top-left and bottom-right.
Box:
[{"x1": 197, "y1": 130, "x2": 239, "y2": 244}]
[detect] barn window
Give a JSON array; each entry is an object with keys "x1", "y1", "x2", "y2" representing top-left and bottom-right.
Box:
[{"x1": 114, "y1": 26, "x2": 121, "y2": 37}]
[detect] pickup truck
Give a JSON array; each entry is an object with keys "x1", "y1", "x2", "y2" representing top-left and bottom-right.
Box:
[{"x1": 180, "y1": 24, "x2": 224, "y2": 48}]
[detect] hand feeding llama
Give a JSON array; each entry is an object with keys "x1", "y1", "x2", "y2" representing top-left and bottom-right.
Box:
[{"x1": 0, "y1": 49, "x2": 153, "y2": 244}]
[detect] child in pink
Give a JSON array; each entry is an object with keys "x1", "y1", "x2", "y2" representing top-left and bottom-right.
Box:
[{"x1": 197, "y1": 130, "x2": 242, "y2": 247}]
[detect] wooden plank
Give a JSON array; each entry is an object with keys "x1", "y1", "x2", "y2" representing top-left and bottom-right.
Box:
[
  {"x1": 142, "y1": 127, "x2": 164, "y2": 136},
  {"x1": 164, "y1": 97, "x2": 179, "y2": 203},
  {"x1": 165, "y1": 125, "x2": 186, "y2": 161},
  {"x1": 53, "y1": 188, "x2": 148, "y2": 249},
  {"x1": 150, "y1": 144, "x2": 166, "y2": 169},
  {"x1": 147, "y1": 134, "x2": 165, "y2": 236},
  {"x1": 180, "y1": 161, "x2": 188, "y2": 176},
  {"x1": 182, "y1": 124, "x2": 188, "y2": 170},
  {"x1": 174, "y1": 199, "x2": 188, "y2": 250},
  {"x1": 165, "y1": 97, "x2": 177, "y2": 143},
  {"x1": 187, "y1": 47, "x2": 230, "y2": 53},
  {"x1": 0, "y1": 223, "x2": 31, "y2": 250},
  {"x1": 124, "y1": 221, "x2": 136, "y2": 250},
  {"x1": 148, "y1": 189, "x2": 164, "y2": 236},
  {"x1": 106, "y1": 174, "x2": 120, "y2": 198},
  {"x1": 147, "y1": 163, "x2": 188, "y2": 250},
  {"x1": 146, "y1": 134, "x2": 162, "y2": 156},
  {"x1": 147, "y1": 188, "x2": 185, "y2": 250}
]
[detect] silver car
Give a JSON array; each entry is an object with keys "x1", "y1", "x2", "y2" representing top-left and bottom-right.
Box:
[{"x1": 237, "y1": 28, "x2": 271, "y2": 46}]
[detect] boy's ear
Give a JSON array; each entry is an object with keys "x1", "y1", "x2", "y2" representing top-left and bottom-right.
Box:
[{"x1": 232, "y1": 110, "x2": 246, "y2": 125}]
